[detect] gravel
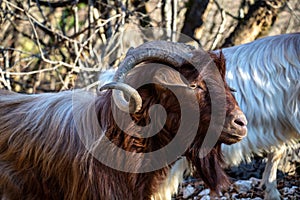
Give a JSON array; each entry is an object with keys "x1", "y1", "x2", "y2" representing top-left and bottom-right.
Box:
[{"x1": 173, "y1": 156, "x2": 300, "y2": 200}]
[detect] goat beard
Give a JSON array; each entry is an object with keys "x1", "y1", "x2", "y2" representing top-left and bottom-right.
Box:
[{"x1": 185, "y1": 144, "x2": 230, "y2": 195}]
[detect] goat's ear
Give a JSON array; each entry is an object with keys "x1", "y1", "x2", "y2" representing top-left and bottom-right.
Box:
[
  {"x1": 209, "y1": 51, "x2": 226, "y2": 79},
  {"x1": 153, "y1": 67, "x2": 188, "y2": 88}
]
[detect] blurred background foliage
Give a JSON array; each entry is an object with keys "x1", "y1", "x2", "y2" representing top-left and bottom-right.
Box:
[{"x1": 0, "y1": 0, "x2": 299, "y2": 93}]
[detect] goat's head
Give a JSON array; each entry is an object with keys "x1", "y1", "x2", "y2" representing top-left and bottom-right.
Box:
[{"x1": 100, "y1": 41, "x2": 247, "y2": 192}]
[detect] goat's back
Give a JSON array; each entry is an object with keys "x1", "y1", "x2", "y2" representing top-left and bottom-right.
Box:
[{"x1": 0, "y1": 90, "x2": 94, "y2": 199}]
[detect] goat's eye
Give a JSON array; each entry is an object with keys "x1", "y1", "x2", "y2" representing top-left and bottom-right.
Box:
[
  {"x1": 229, "y1": 87, "x2": 237, "y2": 92},
  {"x1": 189, "y1": 84, "x2": 203, "y2": 90}
]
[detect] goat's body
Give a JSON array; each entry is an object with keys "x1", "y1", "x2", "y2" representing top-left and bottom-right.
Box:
[
  {"x1": 0, "y1": 41, "x2": 247, "y2": 200},
  {"x1": 221, "y1": 33, "x2": 300, "y2": 164},
  {"x1": 0, "y1": 90, "x2": 83, "y2": 199},
  {"x1": 0, "y1": 90, "x2": 167, "y2": 200},
  {"x1": 220, "y1": 33, "x2": 300, "y2": 199}
]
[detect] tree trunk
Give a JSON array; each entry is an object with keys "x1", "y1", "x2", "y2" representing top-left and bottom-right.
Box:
[
  {"x1": 181, "y1": 0, "x2": 210, "y2": 41},
  {"x1": 222, "y1": 0, "x2": 287, "y2": 47}
]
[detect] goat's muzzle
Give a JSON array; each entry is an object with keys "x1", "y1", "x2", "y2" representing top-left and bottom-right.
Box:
[{"x1": 221, "y1": 109, "x2": 247, "y2": 145}]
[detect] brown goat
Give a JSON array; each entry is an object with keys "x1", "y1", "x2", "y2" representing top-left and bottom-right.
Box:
[{"x1": 0, "y1": 41, "x2": 247, "y2": 200}]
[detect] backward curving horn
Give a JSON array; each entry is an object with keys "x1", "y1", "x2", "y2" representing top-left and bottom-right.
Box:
[
  {"x1": 100, "y1": 41, "x2": 196, "y2": 113},
  {"x1": 99, "y1": 82, "x2": 142, "y2": 114}
]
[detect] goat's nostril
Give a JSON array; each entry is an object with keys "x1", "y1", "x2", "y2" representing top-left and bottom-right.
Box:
[{"x1": 234, "y1": 117, "x2": 247, "y2": 127}]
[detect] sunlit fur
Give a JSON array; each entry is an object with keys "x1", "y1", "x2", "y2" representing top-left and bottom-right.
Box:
[
  {"x1": 0, "y1": 51, "x2": 244, "y2": 200},
  {"x1": 151, "y1": 157, "x2": 190, "y2": 200},
  {"x1": 219, "y1": 33, "x2": 300, "y2": 199},
  {"x1": 220, "y1": 33, "x2": 300, "y2": 164}
]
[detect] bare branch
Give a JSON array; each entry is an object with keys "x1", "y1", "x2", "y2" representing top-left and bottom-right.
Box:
[
  {"x1": 210, "y1": 9, "x2": 227, "y2": 50},
  {"x1": 213, "y1": 0, "x2": 241, "y2": 20},
  {"x1": 35, "y1": 0, "x2": 80, "y2": 8}
]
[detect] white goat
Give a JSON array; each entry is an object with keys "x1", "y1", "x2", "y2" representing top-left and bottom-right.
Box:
[{"x1": 220, "y1": 33, "x2": 300, "y2": 200}]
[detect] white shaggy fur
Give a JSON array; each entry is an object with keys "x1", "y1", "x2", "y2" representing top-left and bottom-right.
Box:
[
  {"x1": 151, "y1": 158, "x2": 189, "y2": 200},
  {"x1": 220, "y1": 33, "x2": 300, "y2": 200},
  {"x1": 221, "y1": 33, "x2": 300, "y2": 164}
]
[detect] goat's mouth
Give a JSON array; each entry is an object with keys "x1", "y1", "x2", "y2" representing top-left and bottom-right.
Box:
[
  {"x1": 220, "y1": 128, "x2": 247, "y2": 144},
  {"x1": 220, "y1": 112, "x2": 248, "y2": 144}
]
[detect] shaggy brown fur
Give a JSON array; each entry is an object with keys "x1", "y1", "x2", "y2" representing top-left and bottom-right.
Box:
[{"x1": 0, "y1": 51, "x2": 245, "y2": 199}]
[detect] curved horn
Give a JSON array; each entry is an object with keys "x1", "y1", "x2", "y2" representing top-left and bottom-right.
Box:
[
  {"x1": 114, "y1": 41, "x2": 195, "y2": 82},
  {"x1": 100, "y1": 82, "x2": 142, "y2": 113},
  {"x1": 108, "y1": 41, "x2": 196, "y2": 113}
]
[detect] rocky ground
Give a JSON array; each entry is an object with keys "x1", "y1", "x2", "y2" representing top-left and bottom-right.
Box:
[
  {"x1": 174, "y1": 174, "x2": 299, "y2": 199},
  {"x1": 174, "y1": 155, "x2": 300, "y2": 200}
]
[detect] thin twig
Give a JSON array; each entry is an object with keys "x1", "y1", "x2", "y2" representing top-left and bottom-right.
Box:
[
  {"x1": 0, "y1": 67, "x2": 12, "y2": 90},
  {"x1": 72, "y1": 14, "x2": 123, "y2": 70},
  {"x1": 0, "y1": 47, "x2": 38, "y2": 57},
  {"x1": 213, "y1": 0, "x2": 241, "y2": 20},
  {"x1": 88, "y1": 0, "x2": 95, "y2": 55},
  {"x1": 286, "y1": 1, "x2": 300, "y2": 21},
  {"x1": 3, "y1": 65, "x2": 62, "y2": 76},
  {"x1": 172, "y1": 0, "x2": 177, "y2": 41},
  {"x1": 34, "y1": 0, "x2": 48, "y2": 23},
  {"x1": 211, "y1": 10, "x2": 227, "y2": 50},
  {"x1": 2, "y1": 50, "x2": 12, "y2": 90},
  {"x1": 2, "y1": 64, "x2": 102, "y2": 76},
  {"x1": 24, "y1": 9, "x2": 113, "y2": 73},
  {"x1": 84, "y1": 80, "x2": 100, "y2": 91},
  {"x1": 35, "y1": 0, "x2": 79, "y2": 8}
]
